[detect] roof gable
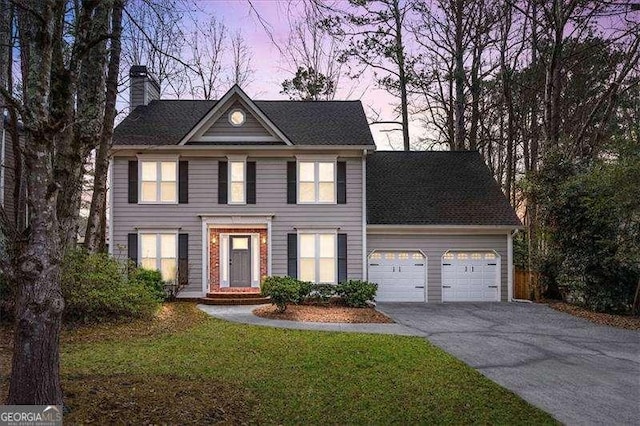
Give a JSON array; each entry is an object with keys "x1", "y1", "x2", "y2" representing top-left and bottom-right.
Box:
[
  {"x1": 112, "y1": 97, "x2": 376, "y2": 147},
  {"x1": 179, "y1": 85, "x2": 292, "y2": 145}
]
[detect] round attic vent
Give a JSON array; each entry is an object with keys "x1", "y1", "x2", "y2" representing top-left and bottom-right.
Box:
[{"x1": 228, "y1": 109, "x2": 246, "y2": 126}]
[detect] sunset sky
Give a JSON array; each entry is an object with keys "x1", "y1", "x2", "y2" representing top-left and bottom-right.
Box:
[{"x1": 145, "y1": 0, "x2": 412, "y2": 150}]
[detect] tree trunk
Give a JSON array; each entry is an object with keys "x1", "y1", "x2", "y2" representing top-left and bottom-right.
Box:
[
  {"x1": 393, "y1": 0, "x2": 410, "y2": 151},
  {"x1": 7, "y1": 0, "x2": 100, "y2": 405},
  {"x1": 543, "y1": 1, "x2": 564, "y2": 152},
  {"x1": 8, "y1": 132, "x2": 64, "y2": 405},
  {"x1": 86, "y1": 0, "x2": 123, "y2": 253},
  {"x1": 59, "y1": 2, "x2": 110, "y2": 249},
  {"x1": 453, "y1": 0, "x2": 466, "y2": 150},
  {"x1": 469, "y1": 44, "x2": 480, "y2": 151}
]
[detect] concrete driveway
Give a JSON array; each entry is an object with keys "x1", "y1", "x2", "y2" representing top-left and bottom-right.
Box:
[{"x1": 377, "y1": 302, "x2": 640, "y2": 425}]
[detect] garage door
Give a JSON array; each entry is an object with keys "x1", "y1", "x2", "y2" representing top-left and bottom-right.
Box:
[
  {"x1": 368, "y1": 251, "x2": 426, "y2": 302},
  {"x1": 442, "y1": 251, "x2": 500, "y2": 302}
]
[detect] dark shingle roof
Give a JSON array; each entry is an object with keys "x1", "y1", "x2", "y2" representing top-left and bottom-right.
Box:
[
  {"x1": 367, "y1": 151, "x2": 521, "y2": 226},
  {"x1": 113, "y1": 99, "x2": 375, "y2": 146}
]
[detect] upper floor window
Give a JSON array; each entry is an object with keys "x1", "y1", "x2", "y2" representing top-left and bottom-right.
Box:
[
  {"x1": 229, "y1": 160, "x2": 246, "y2": 204},
  {"x1": 298, "y1": 161, "x2": 335, "y2": 204},
  {"x1": 140, "y1": 160, "x2": 177, "y2": 203}
]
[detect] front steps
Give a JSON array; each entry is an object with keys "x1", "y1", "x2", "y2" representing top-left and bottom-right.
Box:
[{"x1": 199, "y1": 291, "x2": 269, "y2": 305}]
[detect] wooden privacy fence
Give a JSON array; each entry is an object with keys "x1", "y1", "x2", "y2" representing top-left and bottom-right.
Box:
[{"x1": 514, "y1": 269, "x2": 539, "y2": 300}]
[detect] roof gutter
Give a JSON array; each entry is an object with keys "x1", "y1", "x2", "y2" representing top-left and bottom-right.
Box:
[
  {"x1": 367, "y1": 224, "x2": 525, "y2": 234},
  {"x1": 110, "y1": 144, "x2": 376, "y2": 153}
]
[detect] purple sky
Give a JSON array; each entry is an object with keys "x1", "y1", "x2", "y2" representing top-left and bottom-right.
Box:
[{"x1": 187, "y1": 1, "x2": 408, "y2": 150}]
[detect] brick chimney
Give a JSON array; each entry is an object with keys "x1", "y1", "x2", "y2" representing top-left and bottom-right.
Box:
[{"x1": 129, "y1": 65, "x2": 160, "y2": 111}]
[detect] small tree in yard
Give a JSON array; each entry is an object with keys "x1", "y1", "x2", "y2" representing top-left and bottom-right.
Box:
[{"x1": 534, "y1": 145, "x2": 640, "y2": 313}]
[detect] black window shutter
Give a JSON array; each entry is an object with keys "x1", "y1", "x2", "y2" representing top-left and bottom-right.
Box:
[
  {"x1": 287, "y1": 233, "x2": 297, "y2": 278},
  {"x1": 178, "y1": 161, "x2": 188, "y2": 204},
  {"x1": 246, "y1": 161, "x2": 256, "y2": 204},
  {"x1": 127, "y1": 233, "x2": 138, "y2": 264},
  {"x1": 218, "y1": 161, "x2": 228, "y2": 204},
  {"x1": 287, "y1": 161, "x2": 296, "y2": 204},
  {"x1": 337, "y1": 161, "x2": 347, "y2": 204},
  {"x1": 178, "y1": 233, "x2": 188, "y2": 285},
  {"x1": 338, "y1": 233, "x2": 347, "y2": 283},
  {"x1": 128, "y1": 160, "x2": 138, "y2": 203}
]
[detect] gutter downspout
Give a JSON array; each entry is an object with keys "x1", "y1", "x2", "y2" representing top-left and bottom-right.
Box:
[
  {"x1": 362, "y1": 149, "x2": 367, "y2": 281},
  {"x1": 107, "y1": 158, "x2": 114, "y2": 255},
  {"x1": 509, "y1": 229, "x2": 531, "y2": 303}
]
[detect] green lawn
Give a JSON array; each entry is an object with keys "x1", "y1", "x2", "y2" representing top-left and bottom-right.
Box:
[{"x1": 5, "y1": 303, "x2": 556, "y2": 424}]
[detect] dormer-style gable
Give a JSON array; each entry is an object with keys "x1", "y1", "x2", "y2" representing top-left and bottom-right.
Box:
[{"x1": 179, "y1": 85, "x2": 293, "y2": 145}]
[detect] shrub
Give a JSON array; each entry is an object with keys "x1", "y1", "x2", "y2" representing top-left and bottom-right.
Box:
[
  {"x1": 260, "y1": 276, "x2": 300, "y2": 312},
  {"x1": 308, "y1": 283, "x2": 336, "y2": 305},
  {"x1": 533, "y1": 150, "x2": 640, "y2": 312},
  {"x1": 297, "y1": 280, "x2": 313, "y2": 303},
  {"x1": 61, "y1": 249, "x2": 162, "y2": 323},
  {"x1": 129, "y1": 268, "x2": 166, "y2": 302},
  {"x1": 335, "y1": 280, "x2": 378, "y2": 307}
]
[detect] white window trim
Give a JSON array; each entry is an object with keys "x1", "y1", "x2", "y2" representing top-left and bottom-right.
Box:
[
  {"x1": 137, "y1": 230, "x2": 179, "y2": 282},
  {"x1": 227, "y1": 156, "x2": 247, "y2": 205},
  {"x1": 297, "y1": 229, "x2": 338, "y2": 284},
  {"x1": 137, "y1": 155, "x2": 179, "y2": 205},
  {"x1": 296, "y1": 159, "x2": 337, "y2": 205}
]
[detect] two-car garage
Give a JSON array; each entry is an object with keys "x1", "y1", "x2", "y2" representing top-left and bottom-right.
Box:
[
  {"x1": 366, "y1": 234, "x2": 507, "y2": 304},
  {"x1": 365, "y1": 152, "x2": 520, "y2": 303}
]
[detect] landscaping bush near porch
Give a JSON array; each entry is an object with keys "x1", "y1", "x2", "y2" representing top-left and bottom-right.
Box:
[
  {"x1": 260, "y1": 276, "x2": 378, "y2": 312},
  {"x1": 61, "y1": 249, "x2": 163, "y2": 323}
]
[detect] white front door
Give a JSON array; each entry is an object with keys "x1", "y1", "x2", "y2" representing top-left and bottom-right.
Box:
[
  {"x1": 368, "y1": 251, "x2": 426, "y2": 302},
  {"x1": 442, "y1": 252, "x2": 500, "y2": 302}
]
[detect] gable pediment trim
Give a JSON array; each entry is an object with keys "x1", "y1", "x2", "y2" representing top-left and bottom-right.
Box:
[{"x1": 178, "y1": 85, "x2": 293, "y2": 146}]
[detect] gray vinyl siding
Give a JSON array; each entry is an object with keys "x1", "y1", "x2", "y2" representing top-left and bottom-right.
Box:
[
  {"x1": 112, "y1": 156, "x2": 364, "y2": 295},
  {"x1": 203, "y1": 100, "x2": 274, "y2": 138},
  {"x1": 366, "y1": 234, "x2": 509, "y2": 302}
]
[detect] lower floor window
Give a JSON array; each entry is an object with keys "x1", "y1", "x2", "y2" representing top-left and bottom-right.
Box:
[
  {"x1": 299, "y1": 233, "x2": 336, "y2": 283},
  {"x1": 140, "y1": 232, "x2": 177, "y2": 280}
]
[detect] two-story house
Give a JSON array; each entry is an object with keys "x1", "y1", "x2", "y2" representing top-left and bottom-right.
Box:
[{"x1": 110, "y1": 66, "x2": 521, "y2": 305}]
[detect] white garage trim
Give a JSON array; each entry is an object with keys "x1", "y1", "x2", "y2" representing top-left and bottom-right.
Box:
[
  {"x1": 441, "y1": 249, "x2": 501, "y2": 302},
  {"x1": 368, "y1": 249, "x2": 428, "y2": 302}
]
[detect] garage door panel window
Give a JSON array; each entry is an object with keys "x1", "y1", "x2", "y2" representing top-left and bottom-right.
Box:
[{"x1": 299, "y1": 233, "x2": 336, "y2": 283}]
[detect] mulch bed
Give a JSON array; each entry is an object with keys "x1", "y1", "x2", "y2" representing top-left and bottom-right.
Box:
[
  {"x1": 548, "y1": 301, "x2": 640, "y2": 330},
  {"x1": 253, "y1": 302, "x2": 393, "y2": 324}
]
